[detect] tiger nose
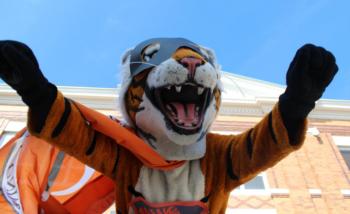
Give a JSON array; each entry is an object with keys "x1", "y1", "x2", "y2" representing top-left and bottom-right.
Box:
[{"x1": 179, "y1": 57, "x2": 203, "y2": 79}]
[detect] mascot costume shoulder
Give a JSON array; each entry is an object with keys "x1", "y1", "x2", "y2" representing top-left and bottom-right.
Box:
[{"x1": 0, "y1": 38, "x2": 338, "y2": 213}]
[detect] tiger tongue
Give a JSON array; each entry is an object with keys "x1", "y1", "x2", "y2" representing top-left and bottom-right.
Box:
[{"x1": 171, "y1": 102, "x2": 198, "y2": 125}]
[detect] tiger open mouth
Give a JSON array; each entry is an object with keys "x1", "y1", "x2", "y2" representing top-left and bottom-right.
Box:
[{"x1": 150, "y1": 82, "x2": 212, "y2": 135}]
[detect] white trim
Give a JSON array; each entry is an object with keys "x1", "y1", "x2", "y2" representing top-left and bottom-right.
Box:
[
  {"x1": 270, "y1": 188, "x2": 290, "y2": 198},
  {"x1": 307, "y1": 127, "x2": 320, "y2": 136},
  {"x1": 309, "y1": 189, "x2": 322, "y2": 198},
  {"x1": 4, "y1": 121, "x2": 26, "y2": 132},
  {"x1": 1, "y1": 80, "x2": 350, "y2": 120},
  {"x1": 341, "y1": 189, "x2": 350, "y2": 198},
  {"x1": 333, "y1": 136, "x2": 350, "y2": 170},
  {"x1": 51, "y1": 165, "x2": 95, "y2": 196},
  {"x1": 0, "y1": 132, "x2": 16, "y2": 149},
  {"x1": 0, "y1": 84, "x2": 119, "y2": 110},
  {"x1": 332, "y1": 136, "x2": 350, "y2": 147}
]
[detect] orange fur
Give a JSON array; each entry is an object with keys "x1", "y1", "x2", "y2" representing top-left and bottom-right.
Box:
[
  {"x1": 213, "y1": 87, "x2": 221, "y2": 111},
  {"x1": 124, "y1": 71, "x2": 148, "y2": 125},
  {"x1": 172, "y1": 48, "x2": 205, "y2": 62}
]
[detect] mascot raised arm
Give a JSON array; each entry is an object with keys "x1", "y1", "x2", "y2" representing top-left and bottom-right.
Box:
[{"x1": 0, "y1": 38, "x2": 337, "y2": 213}]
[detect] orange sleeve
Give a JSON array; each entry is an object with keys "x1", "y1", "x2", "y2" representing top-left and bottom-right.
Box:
[
  {"x1": 205, "y1": 104, "x2": 307, "y2": 191},
  {"x1": 27, "y1": 91, "x2": 119, "y2": 179}
]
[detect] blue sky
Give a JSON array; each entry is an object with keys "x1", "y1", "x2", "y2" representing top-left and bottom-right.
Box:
[{"x1": 0, "y1": 0, "x2": 349, "y2": 99}]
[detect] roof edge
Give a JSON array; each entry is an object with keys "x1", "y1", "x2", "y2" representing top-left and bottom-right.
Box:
[{"x1": 1, "y1": 84, "x2": 349, "y2": 120}]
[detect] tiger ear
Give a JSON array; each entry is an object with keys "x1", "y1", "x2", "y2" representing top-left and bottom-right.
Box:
[
  {"x1": 199, "y1": 46, "x2": 219, "y2": 69},
  {"x1": 121, "y1": 48, "x2": 133, "y2": 65},
  {"x1": 120, "y1": 48, "x2": 134, "y2": 85}
]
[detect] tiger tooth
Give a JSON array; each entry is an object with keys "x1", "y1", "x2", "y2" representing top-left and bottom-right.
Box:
[
  {"x1": 177, "y1": 119, "x2": 184, "y2": 125},
  {"x1": 175, "y1": 86, "x2": 182, "y2": 92},
  {"x1": 166, "y1": 85, "x2": 171, "y2": 90},
  {"x1": 197, "y1": 87, "x2": 204, "y2": 95}
]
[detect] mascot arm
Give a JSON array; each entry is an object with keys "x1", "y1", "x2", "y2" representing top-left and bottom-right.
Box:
[
  {"x1": 205, "y1": 44, "x2": 337, "y2": 192},
  {"x1": 27, "y1": 91, "x2": 120, "y2": 179},
  {"x1": 0, "y1": 41, "x2": 119, "y2": 179},
  {"x1": 206, "y1": 103, "x2": 307, "y2": 191}
]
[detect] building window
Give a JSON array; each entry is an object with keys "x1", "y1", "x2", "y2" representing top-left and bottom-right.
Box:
[
  {"x1": 103, "y1": 204, "x2": 116, "y2": 214},
  {"x1": 242, "y1": 175, "x2": 266, "y2": 190},
  {"x1": 0, "y1": 121, "x2": 25, "y2": 149},
  {"x1": 0, "y1": 131, "x2": 16, "y2": 149},
  {"x1": 231, "y1": 173, "x2": 270, "y2": 195},
  {"x1": 339, "y1": 147, "x2": 350, "y2": 169},
  {"x1": 333, "y1": 136, "x2": 350, "y2": 169}
]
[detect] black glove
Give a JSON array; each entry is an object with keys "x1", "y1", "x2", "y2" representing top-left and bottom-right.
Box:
[
  {"x1": 0, "y1": 40, "x2": 57, "y2": 132},
  {"x1": 279, "y1": 44, "x2": 338, "y2": 143}
]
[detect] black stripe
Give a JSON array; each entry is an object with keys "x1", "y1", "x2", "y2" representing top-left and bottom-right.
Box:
[
  {"x1": 130, "y1": 92, "x2": 143, "y2": 102},
  {"x1": 200, "y1": 194, "x2": 210, "y2": 203},
  {"x1": 112, "y1": 145, "x2": 120, "y2": 174},
  {"x1": 135, "y1": 107, "x2": 145, "y2": 113},
  {"x1": 268, "y1": 112, "x2": 278, "y2": 144},
  {"x1": 226, "y1": 143, "x2": 239, "y2": 180},
  {"x1": 128, "y1": 185, "x2": 144, "y2": 198},
  {"x1": 52, "y1": 98, "x2": 71, "y2": 138},
  {"x1": 70, "y1": 100, "x2": 89, "y2": 123},
  {"x1": 247, "y1": 129, "x2": 253, "y2": 159},
  {"x1": 85, "y1": 131, "x2": 97, "y2": 155},
  {"x1": 136, "y1": 127, "x2": 157, "y2": 149}
]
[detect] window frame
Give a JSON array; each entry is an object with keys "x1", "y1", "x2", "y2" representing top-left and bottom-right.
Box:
[
  {"x1": 0, "y1": 131, "x2": 16, "y2": 149},
  {"x1": 0, "y1": 121, "x2": 25, "y2": 149},
  {"x1": 333, "y1": 136, "x2": 350, "y2": 170},
  {"x1": 231, "y1": 172, "x2": 271, "y2": 196}
]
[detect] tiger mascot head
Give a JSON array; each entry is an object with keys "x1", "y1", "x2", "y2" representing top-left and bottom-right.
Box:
[{"x1": 119, "y1": 38, "x2": 222, "y2": 160}]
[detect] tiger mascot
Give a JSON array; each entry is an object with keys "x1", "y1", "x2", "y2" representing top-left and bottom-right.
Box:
[{"x1": 0, "y1": 38, "x2": 338, "y2": 213}]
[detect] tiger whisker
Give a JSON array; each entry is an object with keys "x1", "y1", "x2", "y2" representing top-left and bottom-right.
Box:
[{"x1": 129, "y1": 61, "x2": 158, "y2": 67}]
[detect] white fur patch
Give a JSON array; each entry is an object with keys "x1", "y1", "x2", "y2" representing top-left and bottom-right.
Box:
[
  {"x1": 143, "y1": 43, "x2": 160, "y2": 62},
  {"x1": 134, "y1": 160, "x2": 205, "y2": 203}
]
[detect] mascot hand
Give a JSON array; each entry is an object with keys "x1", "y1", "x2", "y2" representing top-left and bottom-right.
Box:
[
  {"x1": 279, "y1": 44, "x2": 338, "y2": 119},
  {"x1": 0, "y1": 40, "x2": 57, "y2": 109}
]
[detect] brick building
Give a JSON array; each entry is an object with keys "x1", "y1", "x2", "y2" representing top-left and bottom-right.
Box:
[{"x1": 1, "y1": 72, "x2": 350, "y2": 213}]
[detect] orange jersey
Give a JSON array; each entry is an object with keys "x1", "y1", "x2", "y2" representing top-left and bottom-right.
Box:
[{"x1": 0, "y1": 129, "x2": 115, "y2": 214}]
